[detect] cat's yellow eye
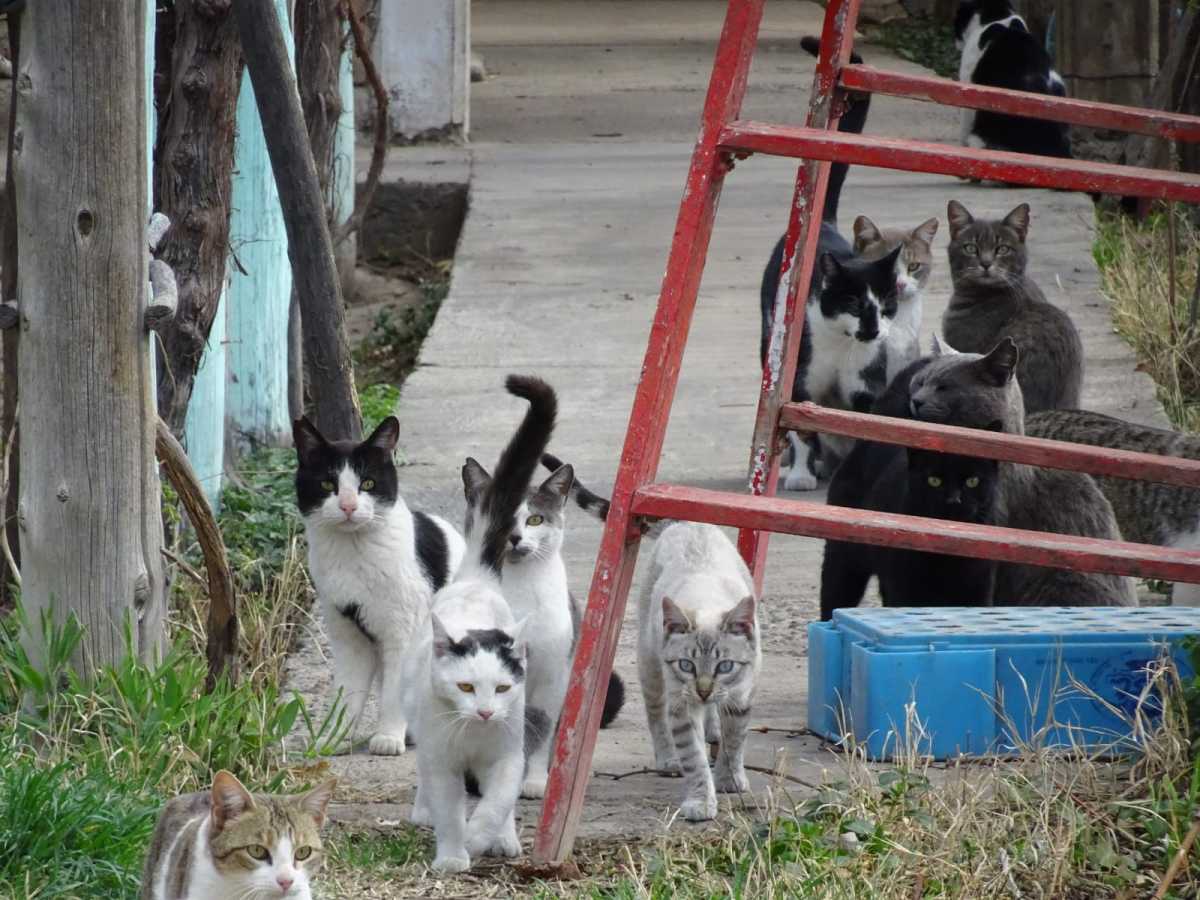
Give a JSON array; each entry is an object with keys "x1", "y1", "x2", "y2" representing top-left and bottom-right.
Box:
[
  {"x1": 246, "y1": 844, "x2": 270, "y2": 861},
  {"x1": 526, "y1": 514, "x2": 544, "y2": 526},
  {"x1": 457, "y1": 682, "x2": 474, "y2": 693},
  {"x1": 496, "y1": 684, "x2": 511, "y2": 694},
  {"x1": 963, "y1": 242, "x2": 978, "y2": 254},
  {"x1": 361, "y1": 478, "x2": 376, "y2": 491},
  {"x1": 295, "y1": 846, "x2": 313, "y2": 862},
  {"x1": 927, "y1": 476, "x2": 943, "y2": 488},
  {"x1": 996, "y1": 245, "x2": 1011, "y2": 256},
  {"x1": 320, "y1": 480, "x2": 335, "y2": 492},
  {"x1": 907, "y1": 262, "x2": 921, "y2": 274},
  {"x1": 965, "y1": 476, "x2": 980, "y2": 488}
]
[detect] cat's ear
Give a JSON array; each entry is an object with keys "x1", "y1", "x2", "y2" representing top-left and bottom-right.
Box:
[
  {"x1": 210, "y1": 770, "x2": 255, "y2": 832},
  {"x1": 431, "y1": 613, "x2": 455, "y2": 658},
  {"x1": 721, "y1": 595, "x2": 757, "y2": 640},
  {"x1": 462, "y1": 457, "x2": 492, "y2": 506},
  {"x1": 538, "y1": 463, "x2": 574, "y2": 501},
  {"x1": 298, "y1": 778, "x2": 337, "y2": 828},
  {"x1": 364, "y1": 416, "x2": 400, "y2": 453},
  {"x1": 912, "y1": 217, "x2": 938, "y2": 246},
  {"x1": 946, "y1": 200, "x2": 973, "y2": 239},
  {"x1": 980, "y1": 338, "x2": 1019, "y2": 386},
  {"x1": 818, "y1": 251, "x2": 841, "y2": 280},
  {"x1": 1002, "y1": 203, "x2": 1030, "y2": 242},
  {"x1": 661, "y1": 597, "x2": 692, "y2": 637},
  {"x1": 292, "y1": 417, "x2": 327, "y2": 467},
  {"x1": 852, "y1": 215, "x2": 881, "y2": 253},
  {"x1": 930, "y1": 333, "x2": 960, "y2": 357}
]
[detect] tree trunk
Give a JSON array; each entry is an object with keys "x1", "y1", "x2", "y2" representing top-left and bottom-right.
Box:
[
  {"x1": 235, "y1": 0, "x2": 361, "y2": 441},
  {"x1": 15, "y1": 0, "x2": 165, "y2": 667},
  {"x1": 154, "y1": 0, "x2": 244, "y2": 439},
  {"x1": 0, "y1": 10, "x2": 20, "y2": 606}
]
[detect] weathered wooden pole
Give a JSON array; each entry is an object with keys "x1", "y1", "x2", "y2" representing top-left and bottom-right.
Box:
[
  {"x1": 235, "y1": 0, "x2": 361, "y2": 441},
  {"x1": 15, "y1": 0, "x2": 165, "y2": 667},
  {"x1": 0, "y1": 6, "x2": 22, "y2": 605},
  {"x1": 225, "y1": 0, "x2": 295, "y2": 452}
]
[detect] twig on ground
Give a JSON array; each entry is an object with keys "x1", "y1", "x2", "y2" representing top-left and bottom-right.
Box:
[
  {"x1": 744, "y1": 765, "x2": 820, "y2": 790},
  {"x1": 1153, "y1": 817, "x2": 1200, "y2": 899},
  {"x1": 593, "y1": 767, "x2": 677, "y2": 781},
  {"x1": 335, "y1": 0, "x2": 387, "y2": 247}
]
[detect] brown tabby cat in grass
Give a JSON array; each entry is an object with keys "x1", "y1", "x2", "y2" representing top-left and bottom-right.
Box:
[{"x1": 140, "y1": 771, "x2": 336, "y2": 900}]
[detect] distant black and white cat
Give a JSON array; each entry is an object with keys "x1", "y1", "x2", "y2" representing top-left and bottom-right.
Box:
[
  {"x1": 954, "y1": 0, "x2": 1071, "y2": 158},
  {"x1": 293, "y1": 415, "x2": 466, "y2": 755}
]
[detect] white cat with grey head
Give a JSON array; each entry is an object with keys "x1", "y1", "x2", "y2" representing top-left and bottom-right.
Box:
[{"x1": 293, "y1": 415, "x2": 466, "y2": 756}]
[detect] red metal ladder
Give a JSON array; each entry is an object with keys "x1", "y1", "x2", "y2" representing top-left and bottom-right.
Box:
[{"x1": 533, "y1": 0, "x2": 1200, "y2": 865}]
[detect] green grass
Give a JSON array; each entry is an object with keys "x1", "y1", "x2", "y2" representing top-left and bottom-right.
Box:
[
  {"x1": 354, "y1": 275, "x2": 450, "y2": 387},
  {"x1": 867, "y1": 18, "x2": 959, "y2": 79}
]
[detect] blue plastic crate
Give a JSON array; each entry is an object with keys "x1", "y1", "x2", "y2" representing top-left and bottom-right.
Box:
[{"x1": 808, "y1": 607, "x2": 1200, "y2": 760}]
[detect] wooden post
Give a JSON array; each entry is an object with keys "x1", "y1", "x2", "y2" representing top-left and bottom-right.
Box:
[
  {"x1": 0, "y1": 8, "x2": 21, "y2": 604},
  {"x1": 15, "y1": 0, "x2": 165, "y2": 667},
  {"x1": 225, "y1": 0, "x2": 295, "y2": 453},
  {"x1": 234, "y1": 0, "x2": 361, "y2": 442},
  {"x1": 1056, "y1": 0, "x2": 1159, "y2": 109}
]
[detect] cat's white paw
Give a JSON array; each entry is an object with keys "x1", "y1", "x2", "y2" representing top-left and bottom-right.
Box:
[
  {"x1": 482, "y1": 832, "x2": 522, "y2": 858},
  {"x1": 466, "y1": 825, "x2": 521, "y2": 858},
  {"x1": 369, "y1": 731, "x2": 407, "y2": 756},
  {"x1": 715, "y1": 767, "x2": 750, "y2": 793},
  {"x1": 782, "y1": 465, "x2": 818, "y2": 492},
  {"x1": 521, "y1": 775, "x2": 547, "y2": 799},
  {"x1": 431, "y1": 852, "x2": 471, "y2": 874},
  {"x1": 410, "y1": 804, "x2": 433, "y2": 827},
  {"x1": 678, "y1": 794, "x2": 718, "y2": 822}
]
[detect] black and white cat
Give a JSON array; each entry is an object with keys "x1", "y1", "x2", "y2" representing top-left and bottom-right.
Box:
[
  {"x1": 293, "y1": 415, "x2": 466, "y2": 755},
  {"x1": 954, "y1": 0, "x2": 1071, "y2": 158}
]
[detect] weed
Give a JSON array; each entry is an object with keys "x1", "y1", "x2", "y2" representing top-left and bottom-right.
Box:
[
  {"x1": 354, "y1": 273, "x2": 450, "y2": 386},
  {"x1": 867, "y1": 18, "x2": 959, "y2": 79},
  {"x1": 360, "y1": 382, "x2": 401, "y2": 434}
]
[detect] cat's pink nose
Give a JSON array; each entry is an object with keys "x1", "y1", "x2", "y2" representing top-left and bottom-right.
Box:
[
  {"x1": 339, "y1": 499, "x2": 357, "y2": 517},
  {"x1": 478, "y1": 709, "x2": 494, "y2": 720},
  {"x1": 277, "y1": 875, "x2": 294, "y2": 893}
]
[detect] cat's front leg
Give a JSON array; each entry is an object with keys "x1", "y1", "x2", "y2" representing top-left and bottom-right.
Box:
[
  {"x1": 466, "y1": 750, "x2": 524, "y2": 858},
  {"x1": 639, "y1": 643, "x2": 678, "y2": 773},
  {"x1": 714, "y1": 694, "x2": 753, "y2": 793},
  {"x1": 324, "y1": 611, "x2": 378, "y2": 741},
  {"x1": 410, "y1": 779, "x2": 432, "y2": 827},
  {"x1": 370, "y1": 643, "x2": 410, "y2": 756},
  {"x1": 671, "y1": 701, "x2": 717, "y2": 822},
  {"x1": 424, "y1": 769, "x2": 470, "y2": 873},
  {"x1": 782, "y1": 431, "x2": 819, "y2": 492}
]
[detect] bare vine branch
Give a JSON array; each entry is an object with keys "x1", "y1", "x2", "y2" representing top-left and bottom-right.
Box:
[{"x1": 335, "y1": 0, "x2": 388, "y2": 247}]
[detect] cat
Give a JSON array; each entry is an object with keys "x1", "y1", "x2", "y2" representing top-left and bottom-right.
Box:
[
  {"x1": 496, "y1": 460, "x2": 625, "y2": 799},
  {"x1": 293, "y1": 415, "x2": 466, "y2": 755},
  {"x1": 908, "y1": 339, "x2": 1138, "y2": 607},
  {"x1": 954, "y1": 1, "x2": 1072, "y2": 158},
  {"x1": 1026, "y1": 409, "x2": 1200, "y2": 606},
  {"x1": 140, "y1": 770, "x2": 335, "y2": 900},
  {"x1": 638, "y1": 522, "x2": 760, "y2": 822},
  {"x1": 407, "y1": 374, "x2": 556, "y2": 873},
  {"x1": 852, "y1": 215, "x2": 938, "y2": 384},
  {"x1": 821, "y1": 433, "x2": 1001, "y2": 620},
  {"x1": 942, "y1": 200, "x2": 1083, "y2": 414}
]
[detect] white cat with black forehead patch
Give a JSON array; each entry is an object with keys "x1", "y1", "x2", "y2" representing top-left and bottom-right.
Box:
[
  {"x1": 293, "y1": 415, "x2": 466, "y2": 756},
  {"x1": 638, "y1": 522, "x2": 760, "y2": 822},
  {"x1": 407, "y1": 375, "x2": 555, "y2": 873}
]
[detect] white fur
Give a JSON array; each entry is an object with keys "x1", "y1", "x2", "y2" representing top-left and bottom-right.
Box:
[
  {"x1": 887, "y1": 265, "x2": 925, "y2": 385},
  {"x1": 304, "y1": 462, "x2": 466, "y2": 755},
  {"x1": 154, "y1": 816, "x2": 311, "y2": 900},
  {"x1": 1168, "y1": 526, "x2": 1200, "y2": 607},
  {"x1": 500, "y1": 499, "x2": 574, "y2": 798}
]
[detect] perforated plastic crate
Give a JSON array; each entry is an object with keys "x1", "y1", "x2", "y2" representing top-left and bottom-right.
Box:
[{"x1": 808, "y1": 607, "x2": 1200, "y2": 760}]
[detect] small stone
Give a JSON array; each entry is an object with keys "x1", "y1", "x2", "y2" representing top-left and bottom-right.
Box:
[
  {"x1": 470, "y1": 53, "x2": 486, "y2": 83},
  {"x1": 838, "y1": 831, "x2": 860, "y2": 852}
]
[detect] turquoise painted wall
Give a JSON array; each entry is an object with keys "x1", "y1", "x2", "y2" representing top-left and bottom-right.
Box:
[{"x1": 333, "y1": 32, "x2": 355, "y2": 235}]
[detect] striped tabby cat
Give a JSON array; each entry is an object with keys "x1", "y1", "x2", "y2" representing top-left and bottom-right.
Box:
[{"x1": 140, "y1": 771, "x2": 336, "y2": 900}]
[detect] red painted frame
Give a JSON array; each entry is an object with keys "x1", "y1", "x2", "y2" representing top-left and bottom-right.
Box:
[{"x1": 533, "y1": 0, "x2": 1200, "y2": 865}]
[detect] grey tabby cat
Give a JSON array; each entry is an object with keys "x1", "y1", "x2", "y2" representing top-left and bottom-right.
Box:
[
  {"x1": 942, "y1": 200, "x2": 1083, "y2": 413},
  {"x1": 141, "y1": 770, "x2": 336, "y2": 900},
  {"x1": 1027, "y1": 409, "x2": 1200, "y2": 606},
  {"x1": 908, "y1": 338, "x2": 1136, "y2": 606}
]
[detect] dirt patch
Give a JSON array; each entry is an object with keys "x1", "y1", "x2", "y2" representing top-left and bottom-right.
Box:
[{"x1": 357, "y1": 180, "x2": 469, "y2": 272}]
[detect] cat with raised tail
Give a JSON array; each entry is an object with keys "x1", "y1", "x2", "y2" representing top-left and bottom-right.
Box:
[
  {"x1": 140, "y1": 771, "x2": 336, "y2": 900},
  {"x1": 941, "y1": 200, "x2": 1083, "y2": 414},
  {"x1": 408, "y1": 375, "x2": 556, "y2": 873},
  {"x1": 638, "y1": 522, "x2": 760, "y2": 822},
  {"x1": 293, "y1": 415, "x2": 466, "y2": 755}
]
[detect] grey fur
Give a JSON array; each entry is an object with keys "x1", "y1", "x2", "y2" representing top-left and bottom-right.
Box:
[
  {"x1": 942, "y1": 201, "x2": 1083, "y2": 413},
  {"x1": 908, "y1": 343, "x2": 1137, "y2": 607}
]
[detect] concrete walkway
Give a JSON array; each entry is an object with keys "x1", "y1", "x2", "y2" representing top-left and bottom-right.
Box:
[{"x1": 295, "y1": 0, "x2": 1166, "y2": 849}]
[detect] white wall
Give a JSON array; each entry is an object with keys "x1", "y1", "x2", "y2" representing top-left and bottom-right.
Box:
[{"x1": 374, "y1": 0, "x2": 470, "y2": 139}]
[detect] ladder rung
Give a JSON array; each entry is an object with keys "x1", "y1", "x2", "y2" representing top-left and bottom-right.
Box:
[
  {"x1": 780, "y1": 402, "x2": 1200, "y2": 489},
  {"x1": 631, "y1": 482, "x2": 1200, "y2": 585},
  {"x1": 718, "y1": 123, "x2": 1200, "y2": 203},
  {"x1": 841, "y1": 65, "x2": 1200, "y2": 143}
]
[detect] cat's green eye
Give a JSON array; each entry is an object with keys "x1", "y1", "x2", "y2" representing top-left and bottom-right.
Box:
[
  {"x1": 246, "y1": 844, "x2": 270, "y2": 861},
  {"x1": 996, "y1": 245, "x2": 1011, "y2": 256},
  {"x1": 496, "y1": 684, "x2": 512, "y2": 694},
  {"x1": 963, "y1": 242, "x2": 978, "y2": 255},
  {"x1": 965, "y1": 476, "x2": 980, "y2": 488},
  {"x1": 295, "y1": 846, "x2": 313, "y2": 862},
  {"x1": 457, "y1": 682, "x2": 474, "y2": 693},
  {"x1": 678, "y1": 659, "x2": 696, "y2": 674},
  {"x1": 907, "y1": 262, "x2": 921, "y2": 274},
  {"x1": 320, "y1": 480, "x2": 335, "y2": 492},
  {"x1": 360, "y1": 478, "x2": 376, "y2": 491},
  {"x1": 927, "y1": 475, "x2": 943, "y2": 488},
  {"x1": 526, "y1": 514, "x2": 544, "y2": 526}
]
